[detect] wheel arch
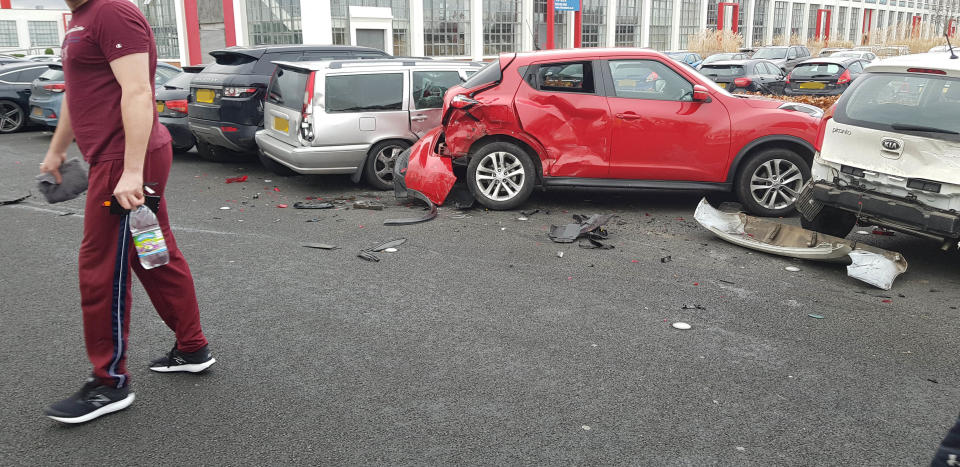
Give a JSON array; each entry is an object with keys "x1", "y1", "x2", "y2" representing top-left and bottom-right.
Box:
[
  {"x1": 725, "y1": 135, "x2": 815, "y2": 184},
  {"x1": 467, "y1": 134, "x2": 545, "y2": 185},
  {"x1": 350, "y1": 136, "x2": 418, "y2": 183}
]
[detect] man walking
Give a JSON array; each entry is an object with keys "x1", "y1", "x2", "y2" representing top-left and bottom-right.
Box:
[{"x1": 41, "y1": 0, "x2": 214, "y2": 424}]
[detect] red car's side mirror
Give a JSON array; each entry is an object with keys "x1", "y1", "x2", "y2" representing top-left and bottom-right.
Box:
[{"x1": 692, "y1": 84, "x2": 710, "y2": 102}]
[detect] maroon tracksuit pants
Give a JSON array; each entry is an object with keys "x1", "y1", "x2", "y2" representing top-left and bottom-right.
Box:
[{"x1": 80, "y1": 144, "x2": 207, "y2": 388}]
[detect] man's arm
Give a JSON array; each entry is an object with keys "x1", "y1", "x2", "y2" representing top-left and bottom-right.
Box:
[
  {"x1": 110, "y1": 52, "x2": 154, "y2": 210},
  {"x1": 39, "y1": 93, "x2": 75, "y2": 184}
]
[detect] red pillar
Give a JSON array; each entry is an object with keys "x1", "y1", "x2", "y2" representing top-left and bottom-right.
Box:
[
  {"x1": 222, "y1": 0, "x2": 237, "y2": 47},
  {"x1": 184, "y1": 0, "x2": 203, "y2": 65},
  {"x1": 574, "y1": 10, "x2": 582, "y2": 47},
  {"x1": 546, "y1": 0, "x2": 555, "y2": 49},
  {"x1": 0, "y1": 1, "x2": 11, "y2": 9}
]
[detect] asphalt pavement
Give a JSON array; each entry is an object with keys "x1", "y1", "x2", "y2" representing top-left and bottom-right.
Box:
[{"x1": 1, "y1": 129, "x2": 958, "y2": 465}]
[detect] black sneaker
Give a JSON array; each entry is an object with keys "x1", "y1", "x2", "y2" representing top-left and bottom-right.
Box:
[
  {"x1": 44, "y1": 378, "x2": 135, "y2": 424},
  {"x1": 149, "y1": 344, "x2": 216, "y2": 373}
]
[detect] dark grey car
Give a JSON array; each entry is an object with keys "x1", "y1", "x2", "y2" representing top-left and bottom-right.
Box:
[
  {"x1": 751, "y1": 45, "x2": 812, "y2": 73},
  {"x1": 784, "y1": 57, "x2": 868, "y2": 96}
]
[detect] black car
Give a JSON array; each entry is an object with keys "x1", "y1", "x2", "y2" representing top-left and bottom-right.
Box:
[
  {"x1": 0, "y1": 62, "x2": 53, "y2": 133},
  {"x1": 784, "y1": 57, "x2": 867, "y2": 96},
  {"x1": 188, "y1": 45, "x2": 391, "y2": 162},
  {"x1": 157, "y1": 65, "x2": 204, "y2": 152},
  {"x1": 698, "y1": 59, "x2": 787, "y2": 95},
  {"x1": 751, "y1": 45, "x2": 812, "y2": 72}
]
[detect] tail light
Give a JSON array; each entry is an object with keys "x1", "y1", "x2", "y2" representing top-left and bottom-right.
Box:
[
  {"x1": 300, "y1": 71, "x2": 316, "y2": 141},
  {"x1": 450, "y1": 94, "x2": 479, "y2": 109},
  {"x1": 43, "y1": 83, "x2": 65, "y2": 93},
  {"x1": 814, "y1": 103, "x2": 837, "y2": 151},
  {"x1": 733, "y1": 77, "x2": 752, "y2": 88},
  {"x1": 907, "y1": 68, "x2": 946, "y2": 75},
  {"x1": 785, "y1": 73, "x2": 792, "y2": 84},
  {"x1": 164, "y1": 99, "x2": 188, "y2": 115},
  {"x1": 223, "y1": 87, "x2": 258, "y2": 97},
  {"x1": 837, "y1": 69, "x2": 852, "y2": 85}
]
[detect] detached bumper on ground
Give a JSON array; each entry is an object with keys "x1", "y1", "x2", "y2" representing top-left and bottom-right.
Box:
[{"x1": 388, "y1": 127, "x2": 457, "y2": 225}]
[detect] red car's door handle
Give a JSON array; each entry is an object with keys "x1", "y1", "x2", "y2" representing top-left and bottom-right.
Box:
[{"x1": 616, "y1": 113, "x2": 642, "y2": 120}]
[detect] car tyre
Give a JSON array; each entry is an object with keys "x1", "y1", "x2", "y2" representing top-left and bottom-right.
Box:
[
  {"x1": 257, "y1": 151, "x2": 296, "y2": 176},
  {"x1": 734, "y1": 147, "x2": 810, "y2": 217},
  {"x1": 0, "y1": 100, "x2": 25, "y2": 134},
  {"x1": 196, "y1": 140, "x2": 240, "y2": 163},
  {"x1": 364, "y1": 140, "x2": 411, "y2": 190},
  {"x1": 800, "y1": 206, "x2": 858, "y2": 238},
  {"x1": 466, "y1": 141, "x2": 536, "y2": 210}
]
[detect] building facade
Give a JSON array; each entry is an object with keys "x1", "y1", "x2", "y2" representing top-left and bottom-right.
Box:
[{"x1": 0, "y1": 0, "x2": 955, "y2": 62}]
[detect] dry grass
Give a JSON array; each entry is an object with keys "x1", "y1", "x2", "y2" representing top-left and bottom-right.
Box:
[
  {"x1": 686, "y1": 30, "x2": 744, "y2": 56},
  {"x1": 742, "y1": 92, "x2": 840, "y2": 111}
]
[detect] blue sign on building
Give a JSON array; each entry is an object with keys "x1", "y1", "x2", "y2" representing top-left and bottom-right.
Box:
[{"x1": 554, "y1": 0, "x2": 581, "y2": 11}]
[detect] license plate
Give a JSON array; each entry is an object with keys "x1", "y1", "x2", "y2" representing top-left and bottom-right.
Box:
[
  {"x1": 274, "y1": 116, "x2": 289, "y2": 133},
  {"x1": 799, "y1": 82, "x2": 826, "y2": 90},
  {"x1": 156, "y1": 102, "x2": 164, "y2": 113},
  {"x1": 32, "y1": 106, "x2": 42, "y2": 116},
  {"x1": 196, "y1": 89, "x2": 215, "y2": 104}
]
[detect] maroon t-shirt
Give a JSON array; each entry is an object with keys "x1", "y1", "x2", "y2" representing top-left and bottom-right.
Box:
[{"x1": 62, "y1": 0, "x2": 170, "y2": 164}]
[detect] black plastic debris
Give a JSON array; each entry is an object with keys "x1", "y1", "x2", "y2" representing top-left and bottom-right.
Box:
[
  {"x1": 305, "y1": 218, "x2": 320, "y2": 223},
  {"x1": 521, "y1": 209, "x2": 540, "y2": 217},
  {"x1": 358, "y1": 238, "x2": 407, "y2": 261},
  {"x1": 682, "y1": 304, "x2": 706, "y2": 310},
  {"x1": 0, "y1": 193, "x2": 30, "y2": 205},
  {"x1": 302, "y1": 243, "x2": 338, "y2": 250},
  {"x1": 354, "y1": 200, "x2": 385, "y2": 211},
  {"x1": 550, "y1": 214, "x2": 617, "y2": 249},
  {"x1": 294, "y1": 201, "x2": 334, "y2": 209},
  {"x1": 661, "y1": 255, "x2": 673, "y2": 263},
  {"x1": 385, "y1": 191, "x2": 437, "y2": 225}
]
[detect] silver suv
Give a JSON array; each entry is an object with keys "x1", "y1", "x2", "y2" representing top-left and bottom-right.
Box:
[
  {"x1": 798, "y1": 52, "x2": 960, "y2": 248},
  {"x1": 255, "y1": 59, "x2": 482, "y2": 189}
]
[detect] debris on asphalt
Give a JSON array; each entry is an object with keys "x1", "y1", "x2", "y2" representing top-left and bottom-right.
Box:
[
  {"x1": 856, "y1": 230, "x2": 870, "y2": 235},
  {"x1": 881, "y1": 299, "x2": 892, "y2": 303},
  {"x1": 293, "y1": 201, "x2": 334, "y2": 209},
  {"x1": 872, "y1": 228, "x2": 895, "y2": 236},
  {"x1": 672, "y1": 322, "x2": 692, "y2": 330},
  {"x1": 357, "y1": 250, "x2": 380, "y2": 262},
  {"x1": 556, "y1": 251, "x2": 564, "y2": 258},
  {"x1": 219, "y1": 206, "x2": 231, "y2": 210},
  {"x1": 660, "y1": 255, "x2": 672, "y2": 263},
  {"x1": 263, "y1": 179, "x2": 272, "y2": 183},
  {"x1": 549, "y1": 213, "x2": 616, "y2": 249},
  {"x1": 681, "y1": 304, "x2": 705, "y2": 310},
  {"x1": 694, "y1": 198, "x2": 908, "y2": 290},
  {"x1": 384, "y1": 191, "x2": 438, "y2": 225},
  {"x1": 0, "y1": 193, "x2": 30, "y2": 205},
  {"x1": 357, "y1": 238, "x2": 407, "y2": 262},
  {"x1": 384, "y1": 247, "x2": 398, "y2": 253},
  {"x1": 276, "y1": 204, "x2": 288, "y2": 208},
  {"x1": 578, "y1": 237, "x2": 614, "y2": 250},
  {"x1": 522, "y1": 209, "x2": 540, "y2": 217},
  {"x1": 785, "y1": 266, "x2": 801, "y2": 272},
  {"x1": 273, "y1": 187, "x2": 280, "y2": 192},
  {"x1": 253, "y1": 193, "x2": 260, "y2": 200},
  {"x1": 305, "y1": 218, "x2": 320, "y2": 223},
  {"x1": 518, "y1": 216, "x2": 528, "y2": 221},
  {"x1": 301, "y1": 243, "x2": 338, "y2": 250},
  {"x1": 354, "y1": 200, "x2": 385, "y2": 211},
  {"x1": 225, "y1": 175, "x2": 248, "y2": 183},
  {"x1": 370, "y1": 238, "x2": 406, "y2": 252},
  {"x1": 808, "y1": 314, "x2": 825, "y2": 319}
]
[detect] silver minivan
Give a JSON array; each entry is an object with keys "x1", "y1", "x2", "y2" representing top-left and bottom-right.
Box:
[{"x1": 255, "y1": 59, "x2": 483, "y2": 189}]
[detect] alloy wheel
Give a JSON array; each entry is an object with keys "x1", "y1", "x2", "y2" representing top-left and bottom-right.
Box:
[
  {"x1": 374, "y1": 145, "x2": 405, "y2": 184},
  {"x1": 749, "y1": 158, "x2": 804, "y2": 210},
  {"x1": 0, "y1": 103, "x2": 23, "y2": 133},
  {"x1": 475, "y1": 151, "x2": 525, "y2": 201}
]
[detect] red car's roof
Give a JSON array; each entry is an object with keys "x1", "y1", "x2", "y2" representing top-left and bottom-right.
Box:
[{"x1": 503, "y1": 48, "x2": 668, "y2": 64}]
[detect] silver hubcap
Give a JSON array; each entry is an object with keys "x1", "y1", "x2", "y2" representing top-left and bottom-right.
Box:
[
  {"x1": 475, "y1": 151, "x2": 525, "y2": 201},
  {"x1": 374, "y1": 145, "x2": 404, "y2": 183},
  {"x1": 750, "y1": 158, "x2": 804, "y2": 210},
  {"x1": 0, "y1": 103, "x2": 22, "y2": 132}
]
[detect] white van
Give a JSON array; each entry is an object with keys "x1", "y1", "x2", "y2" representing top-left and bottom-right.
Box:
[
  {"x1": 255, "y1": 59, "x2": 483, "y2": 189},
  {"x1": 797, "y1": 52, "x2": 960, "y2": 248}
]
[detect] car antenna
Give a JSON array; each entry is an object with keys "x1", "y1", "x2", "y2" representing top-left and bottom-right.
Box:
[{"x1": 946, "y1": 31, "x2": 958, "y2": 59}]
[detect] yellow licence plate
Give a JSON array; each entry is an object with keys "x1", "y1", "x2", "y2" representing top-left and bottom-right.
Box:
[
  {"x1": 156, "y1": 102, "x2": 164, "y2": 113},
  {"x1": 799, "y1": 81, "x2": 826, "y2": 90},
  {"x1": 32, "y1": 106, "x2": 42, "y2": 116},
  {"x1": 274, "y1": 116, "x2": 289, "y2": 133},
  {"x1": 196, "y1": 89, "x2": 215, "y2": 104}
]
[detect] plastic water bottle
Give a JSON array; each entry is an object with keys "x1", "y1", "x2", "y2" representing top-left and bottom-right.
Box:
[{"x1": 130, "y1": 205, "x2": 169, "y2": 269}]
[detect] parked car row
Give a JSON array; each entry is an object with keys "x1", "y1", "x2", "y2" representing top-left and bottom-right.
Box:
[
  {"x1": 0, "y1": 61, "x2": 58, "y2": 133},
  {"x1": 698, "y1": 54, "x2": 871, "y2": 96}
]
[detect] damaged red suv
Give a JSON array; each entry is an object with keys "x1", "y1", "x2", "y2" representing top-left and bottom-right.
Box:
[{"x1": 395, "y1": 49, "x2": 823, "y2": 216}]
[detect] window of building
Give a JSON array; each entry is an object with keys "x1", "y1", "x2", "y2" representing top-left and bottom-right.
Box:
[
  {"x1": 773, "y1": 1, "x2": 787, "y2": 40},
  {"x1": 535, "y1": 0, "x2": 567, "y2": 49},
  {"x1": 850, "y1": 7, "x2": 861, "y2": 40},
  {"x1": 0, "y1": 20, "x2": 16, "y2": 47},
  {"x1": 752, "y1": 0, "x2": 769, "y2": 46},
  {"x1": 325, "y1": 73, "x2": 404, "y2": 112},
  {"x1": 837, "y1": 7, "x2": 847, "y2": 41},
  {"x1": 791, "y1": 3, "x2": 804, "y2": 37},
  {"x1": 807, "y1": 4, "x2": 820, "y2": 39},
  {"x1": 483, "y1": 0, "x2": 521, "y2": 55},
  {"x1": 649, "y1": 0, "x2": 673, "y2": 50},
  {"x1": 28, "y1": 21, "x2": 58, "y2": 47},
  {"x1": 136, "y1": 0, "x2": 179, "y2": 60},
  {"x1": 706, "y1": 0, "x2": 718, "y2": 29},
  {"x1": 329, "y1": 0, "x2": 410, "y2": 56},
  {"x1": 424, "y1": 0, "x2": 470, "y2": 56},
  {"x1": 581, "y1": 0, "x2": 606, "y2": 47},
  {"x1": 679, "y1": 0, "x2": 701, "y2": 49},
  {"x1": 246, "y1": 0, "x2": 302, "y2": 45},
  {"x1": 615, "y1": 0, "x2": 642, "y2": 46}
]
